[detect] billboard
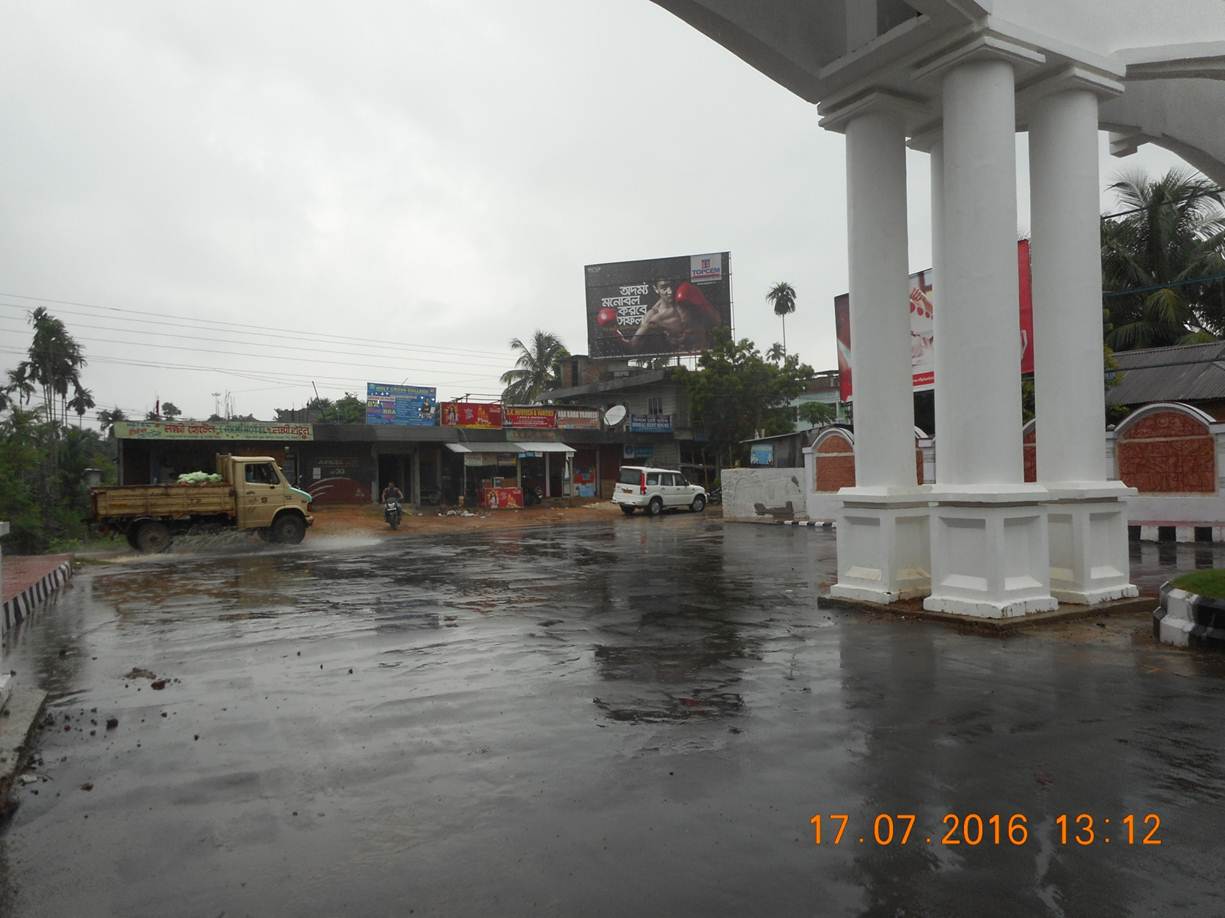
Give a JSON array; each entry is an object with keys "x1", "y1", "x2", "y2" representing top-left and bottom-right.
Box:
[
  {"x1": 365, "y1": 383, "x2": 437, "y2": 426},
  {"x1": 835, "y1": 240, "x2": 1035, "y2": 401},
  {"x1": 441, "y1": 402, "x2": 503, "y2": 429},
  {"x1": 556, "y1": 408, "x2": 600, "y2": 430},
  {"x1": 114, "y1": 420, "x2": 313, "y2": 441},
  {"x1": 585, "y1": 252, "x2": 731, "y2": 358},
  {"x1": 504, "y1": 406, "x2": 556, "y2": 429},
  {"x1": 628, "y1": 414, "x2": 672, "y2": 433}
]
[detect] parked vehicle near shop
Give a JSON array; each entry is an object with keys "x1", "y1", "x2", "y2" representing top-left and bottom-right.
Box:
[
  {"x1": 613, "y1": 466, "x2": 707, "y2": 516},
  {"x1": 91, "y1": 454, "x2": 314, "y2": 552}
]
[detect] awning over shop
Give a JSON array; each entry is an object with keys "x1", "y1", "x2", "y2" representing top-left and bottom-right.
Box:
[
  {"x1": 513, "y1": 442, "x2": 576, "y2": 453},
  {"x1": 445, "y1": 438, "x2": 512, "y2": 448},
  {"x1": 446, "y1": 442, "x2": 576, "y2": 455}
]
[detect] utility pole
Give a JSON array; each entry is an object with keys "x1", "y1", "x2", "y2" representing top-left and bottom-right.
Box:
[{"x1": 212, "y1": 392, "x2": 221, "y2": 418}]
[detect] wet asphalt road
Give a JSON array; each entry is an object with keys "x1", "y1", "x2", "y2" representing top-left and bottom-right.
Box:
[{"x1": 2, "y1": 518, "x2": 1225, "y2": 917}]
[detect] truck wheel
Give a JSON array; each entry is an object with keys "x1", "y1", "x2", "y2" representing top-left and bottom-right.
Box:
[
  {"x1": 135, "y1": 521, "x2": 172, "y2": 554},
  {"x1": 271, "y1": 513, "x2": 306, "y2": 545},
  {"x1": 125, "y1": 527, "x2": 141, "y2": 550}
]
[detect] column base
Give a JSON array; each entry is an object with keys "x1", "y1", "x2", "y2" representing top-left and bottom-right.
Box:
[
  {"x1": 1045, "y1": 483, "x2": 1138, "y2": 605},
  {"x1": 830, "y1": 488, "x2": 931, "y2": 605},
  {"x1": 925, "y1": 486, "x2": 1057, "y2": 619}
]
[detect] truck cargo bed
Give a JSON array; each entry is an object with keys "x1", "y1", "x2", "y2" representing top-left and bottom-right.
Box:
[{"x1": 92, "y1": 484, "x2": 236, "y2": 520}]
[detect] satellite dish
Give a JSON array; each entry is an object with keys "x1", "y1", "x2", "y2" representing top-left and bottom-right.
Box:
[{"x1": 603, "y1": 405, "x2": 627, "y2": 427}]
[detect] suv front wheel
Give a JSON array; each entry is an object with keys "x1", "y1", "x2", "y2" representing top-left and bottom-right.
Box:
[{"x1": 691, "y1": 495, "x2": 706, "y2": 513}]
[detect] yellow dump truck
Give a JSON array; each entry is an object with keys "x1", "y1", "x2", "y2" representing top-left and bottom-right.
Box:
[{"x1": 92, "y1": 454, "x2": 314, "y2": 552}]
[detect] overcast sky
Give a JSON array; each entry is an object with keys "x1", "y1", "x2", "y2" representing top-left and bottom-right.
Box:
[{"x1": 0, "y1": 0, "x2": 1188, "y2": 425}]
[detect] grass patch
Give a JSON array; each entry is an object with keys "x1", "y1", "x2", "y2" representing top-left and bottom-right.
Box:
[{"x1": 1173, "y1": 569, "x2": 1225, "y2": 599}]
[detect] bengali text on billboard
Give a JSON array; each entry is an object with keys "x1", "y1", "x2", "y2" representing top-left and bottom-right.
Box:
[
  {"x1": 584, "y1": 252, "x2": 731, "y2": 359},
  {"x1": 834, "y1": 240, "x2": 1034, "y2": 401},
  {"x1": 113, "y1": 420, "x2": 313, "y2": 441}
]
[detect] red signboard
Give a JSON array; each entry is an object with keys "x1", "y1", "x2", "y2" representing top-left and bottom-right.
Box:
[
  {"x1": 835, "y1": 239, "x2": 1035, "y2": 401},
  {"x1": 441, "y1": 402, "x2": 503, "y2": 429},
  {"x1": 505, "y1": 407, "x2": 557, "y2": 429}
]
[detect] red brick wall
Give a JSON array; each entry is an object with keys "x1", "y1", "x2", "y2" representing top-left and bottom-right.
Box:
[
  {"x1": 1023, "y1": 426, "x2": 1037, "y2": 483},
  {"x1": 1117, "y1": 410, "x2": 1215, "y2": 493},
  {"x1": 814, "y1": 435, "x2": 855, "y2": 493},
  {"x1": 811, "y1": 435, "x2": 924, "y2": 490}
]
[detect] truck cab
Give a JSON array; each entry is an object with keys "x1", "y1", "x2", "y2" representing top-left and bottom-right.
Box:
[{"x1": 218, "y1": 454, "x2": 314, "y2": 538}]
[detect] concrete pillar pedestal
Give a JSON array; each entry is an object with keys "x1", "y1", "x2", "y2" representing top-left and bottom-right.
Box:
[
  {"x1": 831, "y1": 488, "x2": 931, "y2": 604},
  {"x1": 924, "y1": 485, "x2": 1057, "y2": 618},
  {"x1": 1045, "y1": 483, "x2": 1139, "y2": 604}
]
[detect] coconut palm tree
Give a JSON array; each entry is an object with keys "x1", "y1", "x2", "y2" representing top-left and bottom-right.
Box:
[
  {"x1": 97, "y1": 407, "x2": 127, "y2": 436},
  {"x1": 766, "y1": 282, "x2": 797, "y2": 356},
  {"x1": 500, "y1": 331, "x2": 570, "y2": 403},
  {"x1": 766, "y1": 342, "x2": 786, "y2": 364},
  {"x1": 1102, "y1": 169, "x2": 1225, "y2": 350},
  {"x1": 16, "y1": 307, "x2": 89, "y2": 427}
]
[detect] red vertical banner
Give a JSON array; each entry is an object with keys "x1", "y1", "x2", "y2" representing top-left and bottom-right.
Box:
[
  {"x1": 1018, "y1": 238, "x2": 1035, "y2": 374},
  {"x1": 834, "y1": 293, "x2": 852, "y2": 402}
]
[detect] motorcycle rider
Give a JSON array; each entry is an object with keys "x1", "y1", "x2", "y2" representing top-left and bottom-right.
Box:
[{"x1": 381, "y1": 481, "x2": 404, "y2": 504}]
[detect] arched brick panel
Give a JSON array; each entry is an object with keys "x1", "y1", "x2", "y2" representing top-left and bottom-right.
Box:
[
  {"x1": 811, "y1": 428, "x2": 925, "y2": 491},
  {"x1": 1115, "y1": 403, "x2": 1216, "y2": 494},
  {"x1": 814, "y1": 429, "x2": 855, "y2": 493}
]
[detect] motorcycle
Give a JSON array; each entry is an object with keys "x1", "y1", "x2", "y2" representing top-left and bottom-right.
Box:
[{"x1": 384, "y1": 498, "x2": 402, "y2": 530}]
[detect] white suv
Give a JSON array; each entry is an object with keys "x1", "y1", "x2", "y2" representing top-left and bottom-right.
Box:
[{"x1": 613, "y1": 466, "x2": 707, "y2": 516}]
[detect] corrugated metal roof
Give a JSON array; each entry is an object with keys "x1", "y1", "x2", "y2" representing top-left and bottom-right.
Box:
[{"x1": 1106, "y1": 342, "x2": 1225, "y2": 406}]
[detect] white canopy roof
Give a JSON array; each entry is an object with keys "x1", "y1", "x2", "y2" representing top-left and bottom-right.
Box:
[{"x1": 445, "y1": 442, "x2": 575, "y2": 454}]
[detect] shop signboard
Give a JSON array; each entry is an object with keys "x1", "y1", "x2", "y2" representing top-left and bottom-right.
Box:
[
  {"x1": 556, "y1": 408, "x2": 600, "y2": 430},
  {"x1": 628, "y1": 414, "x2": 672, "y2": 433},
  {"x1": 441, "y1": 402, "x2": 503, "y2": 429},
  {"x1": 834, "y1": 239, "x2": 1035, "y2": 400},
  {"x1": 584, "y1": 252, "x2": 732, "y2": 359},
  {"x1": 113, "y1": 420, "x2": 313, "y2": 441},
  {"x1": 623, "y1": 446, "x2": 654, "y2": 459},
  {"x1": 750, "y1": 443, "x2": 775, "y2": 467},
  {"x1": 365, "y1": 383, "x2": 437, "y2": 426},
  {"x1": 504, "y1": 406, "x2": 556, "y2": 429}
]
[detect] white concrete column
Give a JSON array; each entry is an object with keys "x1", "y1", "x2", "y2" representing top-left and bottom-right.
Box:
[
  {"x1": 923, "y1": 54, "x2": 1056, "y2": 618},
  {"x1": 846, "y1": 108, "x2": 916, "y2": 489},
  {"x1": 937, "y1": 58, "x2": 1024, "y2": 485},
  {"x1": 1028, "y1": 77, "x2": 1137, "y2": 605},
  {"x1": 1030, "y1": 88, "x2": 1105, "y2": 482},
  {"x1": 823, "y1": 96, "x2": 930, "y2": 605}
]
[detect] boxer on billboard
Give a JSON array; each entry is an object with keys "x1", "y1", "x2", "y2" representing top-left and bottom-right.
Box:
[
  {"x1": 600, "y1": 274, "x2": 720, "y2": 354},
  {"x1": 585, "y1": 253, "x2": 731, "y2": 358}
]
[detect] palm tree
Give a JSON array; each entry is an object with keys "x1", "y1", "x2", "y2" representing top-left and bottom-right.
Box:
[
  {"x1": 766, "y1": 282, "x2": 797, "y2": 356},
  {"x1": 98, "y1": 407, "x2": 127, "y2": 437},
  {"x1": 500, "y1": 331, "x2": 570, "y2": 403},
  {"x1": 1102, "y1": 169, "x2": 1225, "y2": 350},
  {"x1": 766, "y1": 342, "x2": 786, "y2": 364},
  {"x1": 17, "y1": 307, "x2": 89, "y2": 427}
]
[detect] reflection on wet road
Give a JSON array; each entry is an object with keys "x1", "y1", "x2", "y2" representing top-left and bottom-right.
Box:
[{"x1": 1, "y1": 519, "x2": 1224, "y2": 916}]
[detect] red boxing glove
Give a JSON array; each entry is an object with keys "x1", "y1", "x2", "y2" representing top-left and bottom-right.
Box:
[
  {"x1": 596, "y1": 307, "x2": 617, "y2": 327},
  {"x1": 675, "y1": 281, "x2": 720, "y2": 323}
]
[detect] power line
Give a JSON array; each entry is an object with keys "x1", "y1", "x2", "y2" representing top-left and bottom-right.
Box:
[
  {"x1": 0, "y1": 307, "x2": 510, "y2": 367},
  {"x1": 0, "y1": 292, "x2": 512, "y2": 359},
  {"x1": 1100, "y1": 185, "x2": 1225, "y2": 221},
  {"x1": 1103, "y1": 271, "x2": 1225, "y2": 299},
  {"x1": 0, "y1": 318, "x2": 509, "y2": 378}
]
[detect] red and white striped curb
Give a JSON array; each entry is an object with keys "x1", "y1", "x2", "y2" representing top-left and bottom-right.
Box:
[{"x1": 2, "y1": 560, "x2": 74, "y2": 638}]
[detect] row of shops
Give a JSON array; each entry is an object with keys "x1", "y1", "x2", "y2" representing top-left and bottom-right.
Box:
[{"x1": 112, "y1": 417, "x2": 705, "y2": 508}]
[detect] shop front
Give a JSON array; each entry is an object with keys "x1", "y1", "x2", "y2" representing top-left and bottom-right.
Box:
[{"x1": 445, "y1": 442, "x2": 577, "y2": 508}]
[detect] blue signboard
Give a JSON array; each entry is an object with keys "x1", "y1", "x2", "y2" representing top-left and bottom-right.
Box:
[
  {"x1": 750, "y1": 443, "x2": 774, "y2": 467},
  {"x1": 366, "y1": 383, "x2": 437, "y2": 426},
  {"x1": 628, "y1": 414, "x2": 672, "y2": 433}
]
